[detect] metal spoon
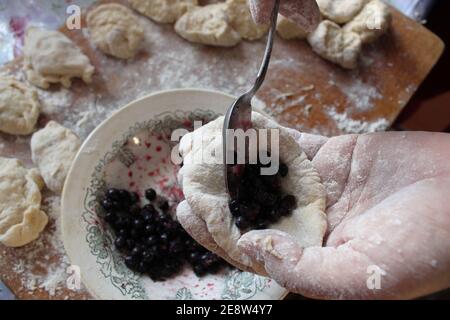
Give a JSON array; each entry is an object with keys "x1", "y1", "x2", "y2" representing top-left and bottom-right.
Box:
[{"x1": 222, "y1": 0, "x2": 280, "y2": 199}]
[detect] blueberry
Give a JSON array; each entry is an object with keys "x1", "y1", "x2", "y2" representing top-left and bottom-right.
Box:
[
  {"x1": 106, "y1": 188, "x2": 121, "y2": 201},
  {"x1": 144, "y1": 224, "x2": 156, "y2": 235},
  {"x1": 125, "y1": 255, "x2": 138, "y2": 270},
  {"x1": 143, "y1": 204, "x2": 156, "y2": 214},
  {"x1": 114, "y1": 236, "x2": 127, "y2": 250},
  {"x1": 193, "y1": 264, "x2": 206, "y2": 277},
  {"x1": 159, "y1": 200, "x2": 169, "y2": 212},
  {"x1": 142, "y1": 250, "x2": 155, "y2": 263},
  {"x1": 130, "y1": 228, "x2": 142, "y2": 239},
  {"x1": 130, "y1": 192, "x2": 140, "y2": 204},
  {"x1": 137, "y1": 261, "x2": 147, "y2": 273},
  {"x1": 235, "y1": 216, "x2": 249, "y2": 230},
  {"x1": 130, "y1": 204, "x2": 141, "y2": 215},
  {"x1": 279, "y1": 163, "x2": 288, "y2": 177},
  {"x1": 132, "y1": 217, "x2": 144, "y2": 230},
  {"x1": 104, "y1": 212, "x2": 116, "y2": 225},
  {"x1": 101, "y1": 199, "x2": 114, "y2": 211},
  {"x1": 131, "y1": 246, "x2": 143, "y2": 258},
  {"x1": 145, "y1": 235, "x2": 158, "y2": 246},
  {"x1": 145, "y1": 188, "x2": 157, "y2": 201},
  {"x1": 159, "y1": 233, "x2": 169, "y2": 243},
  {"x1": 119, "y1": 189, "x2": 131, "y2": 203},
  {"x1": 282, "y1": 195, "x2": 296, "y2": 210},
  {"x1": 126, "y1": 239, "x2": 136, "y2": 250},
  {"x1": 116, "y1": 228, "x2": 129, "y2": 237},
  {"x1": 169, "y1": 240, "x2": 184, "y2": 254},
  {"x1": 115, "y1": 216, "x2": 130, "y2": 229},
  {"x1": 255, "y1": 221, "x2": 267, "y2": 230},
  {"x1": 229, "y1": 200, "x2": 241, "y2": 217},
  {"x1": 188, "y1": 251, "x2": 200, "y2": 263}
]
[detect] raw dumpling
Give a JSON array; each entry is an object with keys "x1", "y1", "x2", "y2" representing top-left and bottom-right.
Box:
[
  {"x1": 0, "y1": 157, "x2": 48, "y2": 247},
  {"x1": 177, "y1": 112, "x2": 327, "y2": 275},
  {"x1": 0, "y1": 77, "x2": 40, "y2": 135},
  {"x1": 343, "y1": 0, "x2": 391, "y2": 44},
  {"x1": 276, "y1": 15, "x2": 309, "y2": 40},
  {"x1": 24, "y1": 27, "x2": 95, "y2": 89},
  {"x1": 128, "y1": 0, "x2": 197, "y2": 24},
  {"x1": 175, "y1": 3, "x2": 241, "y2": 47},
  {"x1": 225, "y1": 0, "x2": 269, "y2": 41},
  {"x1": 317, "y1": 0, "x2": 368, "y2": 24},
  {"x1": 86, "y1": 3, "x2": 145, "y2": 59},
  {"x1": 308, "y1": 20, "x2": 362, "y2": 69},
  {"x1": 31, "y1": 121, "x2": 81, "y2": 193}
]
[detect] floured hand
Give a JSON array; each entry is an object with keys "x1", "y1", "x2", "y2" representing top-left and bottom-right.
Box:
[
  {"x1": 179, "y1": 130, "x2": 450, "y2": 299},
  {"x1": 248, "y1": 0, "x2": 321, "y2": 32}
]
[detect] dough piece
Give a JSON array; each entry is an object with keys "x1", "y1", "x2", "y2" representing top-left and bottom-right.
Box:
[
  {"x1": 276, "y1": 15, "x2": 309, "y2": 40},
  {"x1": 24, "y1": 27, "x2": 95, "y2": 89},
  {"x1": 86, "y1": 3, "x2": 145, "y2": 59},
  {"x1": 0, "y1": 77, "x2": 40, "y2": 135},
  {"x1": 308, "y1": 20, "x2": 362, "y2": 69},
  {"x1": 317, "y1": 0, "x2": 368, "y2": 24},
  {"x1": 128, "y1": 0, "x2": 197, "y2": 24},
  {"x1": 31, "y1": 121, "x2": 81, "y2": 193},
  {"x1": 178, "y1": 112, "x2": 327, "y2": 274},
  {"x1": 175, "y1": 4, "x2": 241, "y2": 47},
  {"x1": 343, "y1": 0, "x2": 391, "y2": 44},
  {"x1": 225, "y1": 0, "x2": 269, "y2": 41},
  {"x1": 0, "y1": 157, "x2": 48, "y2": 247}
]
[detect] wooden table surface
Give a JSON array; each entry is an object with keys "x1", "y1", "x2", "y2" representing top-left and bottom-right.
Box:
[{"x1": 0, "y1": 0, "x2": 444, "y2": 299}]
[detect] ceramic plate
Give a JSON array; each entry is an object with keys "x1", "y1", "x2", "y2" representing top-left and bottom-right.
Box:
[{"x1": 61, "y1": 89, "x2": 288, "y2": 300}]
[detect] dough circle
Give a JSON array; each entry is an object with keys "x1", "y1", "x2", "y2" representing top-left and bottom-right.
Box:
[
  {"x1": 87, "y1": 3, "x2": 145, "y2": 59},
  {"x1": 31, "y1": 121, "x2": 81, "y2": 194},
  {"x1": 175, "y1": 3, "x2": 241, "y2": 47},
  {"x1": 178, "y1": 113, "x2": 327, "y2": 274},
  {"x1": 128, "y1": 0, "x2": 198, "y2": 24},
  {"x1": 24, "y1": 27, "x2": 95, "y2": 89},
  {"x1": 0, "y1": 157, "x2": 48, "y2": 247},
  {"x1": 0, "y1": 77, "x2": 40, "y2": 135}
]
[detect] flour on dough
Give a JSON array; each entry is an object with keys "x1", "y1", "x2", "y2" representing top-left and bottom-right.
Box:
[
  {"x1": 24, "y1": 27, "x2": 95, "y2": 89},
  {"x1": 308, "y1": 20, "x2": 362, "y2": 69},
  {"x1": 225, "y1": 0, "x2": 269, "y2": 41},
  {"x1": 177, "y1": 112, "x2": 327, "y2": 275},
  {"x1": 128, "y1": 0, "x2": 197, "y2": 24},
  {"x1": 175, "y1": 3, "x2": 241, "y2": 47},
  {"x1": 343, "y1": 0, "x2": 391, "y2": 44},
  {"x1": 31, "y1": 121, "x2": 81, "y2": 193},
  {"x1": 0, "y1": 77, "x2": 40, "y2": 135},
  {"x1": 0, "y1": 157, "x2": 48, "y2": 247},
  {"x1": 87, "y1": 3, "x2": 144, "y2": 59},
  {"x1": 276, "y1": 15, "x2": 309, "y2": 40},
  {"x1": 317, "y1": 0, "x2": 368, "y2": 24}
]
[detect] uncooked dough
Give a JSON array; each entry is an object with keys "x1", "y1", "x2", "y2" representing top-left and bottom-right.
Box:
[
  {"x1": 317, "y1": 0, "x2": 368, "y2": 24},
  {"x1": 128, "y1": 0, "x2": 197, "y2": 24},
  {"x1": 24, "y1": 27, "x2": 95, "y2": 89},
  {"x1": 175, "y1": 3, "x2": 241, "y2": 47},
  {"x1": 276, "y1": 15, "x2": 309, "y2": 40},
  {"x1": 308, "y1": 20, "x2": 362, "y2": 69},
  {"x1": 86, "y1": 3, "x2": 145, "y2": 59},
  {"x1": 225, "y1": 0, "x2": 269, "y2": 41},
  {"x1": 177, "y1": 112, "x2": 327, "y2": 275},
  {"x1": 343, "y1": 0, "x2": 391, "y2": 44},
  {"x1": 31, "y1": 121, "x2": 81, "y2": 193},
  {"x1": 0, "y1": 157, "x2": 48, "y2": 247},
  {"x1": 0, "y1": 77, "x2": 40, "y2": 135}
]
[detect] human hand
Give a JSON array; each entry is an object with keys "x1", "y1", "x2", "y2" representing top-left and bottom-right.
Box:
[
  {"x1": 247, "y1": 0, "x2": 321, "y2": 31},
  {"x1": 178, "y1": 130, "x2": 450, "y2": 299}
]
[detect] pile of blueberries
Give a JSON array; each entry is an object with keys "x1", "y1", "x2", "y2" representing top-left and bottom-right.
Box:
[
  {"x1": 229, "y1": 161, "x2": 297, "y2": 231},
  {"x1": 100, "y1": 187, "x2": 227, "y2": 281}
]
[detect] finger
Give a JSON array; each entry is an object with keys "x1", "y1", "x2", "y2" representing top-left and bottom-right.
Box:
[
  {"x1": 238, "y1": 230, "x2": 380, "y2": 299},
  {"x1": 285, "y1": 128, "x2": 329, "y2": 160},
  {"x1": 279, "y1": 0, "x2": 321, "y2": 32},
  {"x1": 176, "y1": 200, "x2": 255, "y2": 272}
]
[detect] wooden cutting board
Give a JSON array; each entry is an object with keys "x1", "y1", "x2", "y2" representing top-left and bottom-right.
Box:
[{"x1": 0, "y1": 0, "x2": 444, "y2": 300}]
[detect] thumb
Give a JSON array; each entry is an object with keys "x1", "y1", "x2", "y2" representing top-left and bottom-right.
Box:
[{"x1": 238, "y1": 230, "x2": 381, "y2": 299}]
